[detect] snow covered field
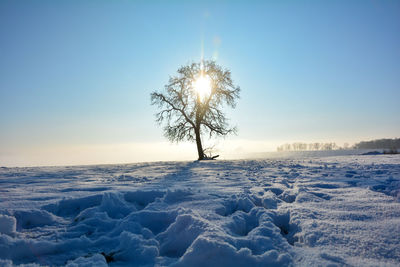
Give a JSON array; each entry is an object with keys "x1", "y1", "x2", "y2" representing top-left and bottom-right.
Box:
[{"x1": 0, "y1": 154, "x2": 399, "y2": 266}]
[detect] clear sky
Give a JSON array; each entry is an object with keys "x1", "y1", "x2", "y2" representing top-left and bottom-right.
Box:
[{"x1": 1, "y1": 0, "x2": 399, "y2": 166}]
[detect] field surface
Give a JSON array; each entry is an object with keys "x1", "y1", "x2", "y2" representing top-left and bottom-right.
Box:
[{"x1": 0, "y1": 155, "x2": 399, "y2": 266}]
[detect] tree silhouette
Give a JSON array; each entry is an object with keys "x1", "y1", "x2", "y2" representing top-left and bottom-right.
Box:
[{"x1": 151, "y1": 60, "x2": 240, "y2": 160}]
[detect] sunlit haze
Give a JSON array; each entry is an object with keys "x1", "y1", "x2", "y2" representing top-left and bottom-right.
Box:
[
  {"x1": 1, "y1": 0, "x2": 399, "y2": 166},
  {"x1": 193, "y1": 75, "x2": 212, "y2": 102}
]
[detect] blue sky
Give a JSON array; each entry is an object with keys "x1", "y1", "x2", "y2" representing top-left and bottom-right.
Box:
[{"x1": 1, "y1": 0, "x2": 399, "y2": 166}]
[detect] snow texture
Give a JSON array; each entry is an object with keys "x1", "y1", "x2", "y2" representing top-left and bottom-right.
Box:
[
  {"x1": 0, "y1": 215, "x2": 16, "y2": 235},
  {"x1": 0, "y1": 154, "x2": 399, "y2": 266}
]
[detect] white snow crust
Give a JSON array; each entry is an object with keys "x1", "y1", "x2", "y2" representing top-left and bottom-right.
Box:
[{"x1": 0, "y1": 154, "x2": 399, "y2": 266}]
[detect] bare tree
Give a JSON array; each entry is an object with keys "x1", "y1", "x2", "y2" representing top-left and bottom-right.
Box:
[{"x1": 151, "y1": 60, "x2": 240, "y2": 160}]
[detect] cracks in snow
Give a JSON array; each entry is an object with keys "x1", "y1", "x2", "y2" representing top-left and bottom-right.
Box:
[
  {"x1": 124, "y1": 190, "x2": 165, "y2": 210},
  {"x1": 271, "y1": 211, "x2": 299, "y2": 246}
]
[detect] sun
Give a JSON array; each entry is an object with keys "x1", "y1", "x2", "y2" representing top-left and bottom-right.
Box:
[{"x1": 193, "y1": 75, "x2": 212, "y2": 101}]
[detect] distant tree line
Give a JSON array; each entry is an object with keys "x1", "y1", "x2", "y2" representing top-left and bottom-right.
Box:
[
  {"x1": 353, "y1": 138, "x2": 400, "y2": 150},
  {"x1": 276, "y1": 142, "x2": 346, "y2": 152},
  {"x1": 277, "y1": 138, "x2": 400, "y2": 152}
]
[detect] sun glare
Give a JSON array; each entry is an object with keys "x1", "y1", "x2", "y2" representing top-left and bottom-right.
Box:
[{"x1": 193, "y1": 75, "x2": 212, "y2": 101}]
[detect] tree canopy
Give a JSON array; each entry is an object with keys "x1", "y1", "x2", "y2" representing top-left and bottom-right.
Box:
[{"x1": 151, "y1": 60, "x2": 240, "y2": 160}]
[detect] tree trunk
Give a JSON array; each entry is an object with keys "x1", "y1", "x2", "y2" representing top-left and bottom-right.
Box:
[{"x1": 195, "y1": 127, "x2": 204, "y2": 160}]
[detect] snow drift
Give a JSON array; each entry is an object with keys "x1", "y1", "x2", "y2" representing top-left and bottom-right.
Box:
[{"x1": 0, "y1": 155, "x2": 399, "y2": 266}]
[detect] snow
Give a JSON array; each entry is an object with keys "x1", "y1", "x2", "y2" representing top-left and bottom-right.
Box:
[
  {"x1": 66, "y1": 253, "x2": 107, "y2": 267},
  {"x1": 0, "y1": 215, "x2": 16, "y2": 235},
  {"x1": 0, "y1": 154, "x2": 399, "y2": 266}
]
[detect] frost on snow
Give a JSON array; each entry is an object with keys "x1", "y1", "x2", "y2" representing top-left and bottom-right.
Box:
[{"x1": 0, "y1": 155, "x2": 399, "y2": 266}]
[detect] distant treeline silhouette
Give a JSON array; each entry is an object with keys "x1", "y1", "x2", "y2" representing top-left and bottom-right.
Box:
[
  {"x1": 276, "y1": 142, "x2": 344, "y2": 152},
  {"x1": 353, "y1": 138, "x2": 400, "y2": 150},
  {"x1": 277, "y1": 138, "x2": 400, "y2": 152}
]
